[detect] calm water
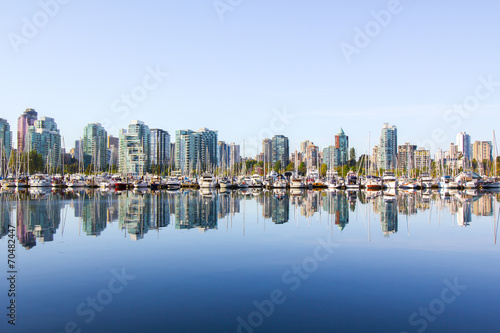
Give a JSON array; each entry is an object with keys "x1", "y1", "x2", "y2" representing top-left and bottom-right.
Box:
[{"x1": 1, "y1": 188, "x2": 499, "y2": 333}]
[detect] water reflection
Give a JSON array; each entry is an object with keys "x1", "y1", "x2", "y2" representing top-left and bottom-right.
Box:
[{"x1": 1, "y1": 188, "x2": 499, "y2": 247}]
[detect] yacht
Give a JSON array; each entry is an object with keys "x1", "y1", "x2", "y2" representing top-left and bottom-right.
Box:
[
  {"x1": 365, "y1": 176, "x2": 382, "y2": 190},
  {"x1": 29, "y1": 174, "x2": 52, "y2": 187},
  {"x1": 67, "y1": 174, "x2": 87, "y2": 188},
  {"x1": 382, "y1": 172, "x2": 398, "y2": 189},
  {"x1": 439, "y1": 175, "x2": 459, "y2": 189},
  {"x1": 1, "y1": 176, "x2": 16, "y2": 188},
  {"x1": 273, "y1": 174, "x2": 288, "y2": 188},
  {"x1": 455, "y1": 172, "x2": 478, "y2": 189},
  {"x1": 251, "y1": 174, "x2": 263, "y2": 187},
  {"x1": 166, "y1": 177, "x2": 181, "y2": 190},
  {"x1": 418, "y1": 173, "x2": 435, "y2": 189},
  {"x1": 237, "y1": 177, "x2": 250, "y2": 188},
  {"x1": 15, "y1": 176, "x2": 29, "y2": 188},
  {"x1": 480, "y1": 177, "x2": 500, "y2": 189},
  {"x1": 199, "y1": 174, "x2": 217, "y2": 189},
  {"x1": 290, "y1": 174, "x2": 305, "y2": 189},
  {"x1": 132, "y1": 178, "x2": 149, "y2": 189},
  {"x1": 345, "y1": 171, "x2": 360, "y2": 190},
  {"x1": 399, "y1": 178, "x2": 419, "y2": 190}
]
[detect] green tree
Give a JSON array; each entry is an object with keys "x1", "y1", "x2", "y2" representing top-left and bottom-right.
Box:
[
  {"x1": 472, "y1": 159, "x2": 478, "y2": 171},
  {"x1": 349, "y1": 148, "x2": 356, "y2": 167},
  {"x1": 274, "y1": 160, "x2": 281, "y2": 172},
  {"x1": 28, "y1": 151, "x2": 44, "y2": 174},
  {"x1": 320, "y1": 164, "x2": 328, "y2": 177},
  {"x1": 298, "y1": 162, "x2": 307, "y2": 175},
  {"x1": 286, "y1": 162, "x2": 295, "y2": 172},
  {"x1": 246, "y1": 159, "x2": 258, "y2": 173}
]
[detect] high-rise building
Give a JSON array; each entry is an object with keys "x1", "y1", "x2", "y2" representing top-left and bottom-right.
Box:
[
  {"x1": 300, "y1": 140, "x2": 313, "y2": 155},
  {"x1": 107, "y1": 135, "x2": 119, "y2": 166},
  {"x1": 397, "y1": 143, "x2": 417, "y2": 172},
  {"x1": 17, "y1": 108, "x2": 37, "y2": 152},
  {"x1": 378, "y1": 123, "x2": 397, "y2": 171},
  {"x1": 271, "y1": 135, "x2": 289, "y2": 168},
  {"x1": 415, "y1": 148, "x2": 431, "y2": 171},
  {"x1": 456, "y1": 132, "x2": 471, "y2": 161},
  {"x1": 229, "y1": 142, "x2": 240, "y2": 168},
  {"x1": 371, "y1": 145, "x2": 379, "y2": 171},
  {"x1": 262, "y1": 139, "x2": 272, "y2": 163},
  {"x1": 83, "y1": 123, "x2": 108, "y2": 172},
  {"x1": 217, "y1": 141, "x2": 230, "y2": 168},
  {"x1": 174, "y1": 128, "x2": 218, "y2": 172},
  {"x1": 25, "y1": 116, "x2": 61, "y2": 169},
  {"x1": 150, "y1": 129, "x2": 170, "y2": 167},
  {"x1": 305, "y1": 143, "x2": 319, "y2": 168},
  {"x1": 218, "y1": 141, "x2": 240, "y2": 169},
  {"x1": 435, "y1": 148, "x2": 445, "y2": 163},
  {"x1": 119, "y1": 120, "x2": 151, "y2": 174},
  {"x1": 291, "y1": 150, "x2": 303, "y2": 166},
  {"x1": 74, "y1": 140, "x2": 82, "y2": 162},
  {"x1": 334, "y1": 128, "x2": 349, "y2": 167},
  {"x1": 472, "y1": 141, "x2": 493, "y2": 162},
  {"x1": 0, "y1": 118, "x2": 12, "y2": 164},
  {"x1": 197, "y1": 128, "x2": 218, "y2": 169},
  {"x1": 322, "y1": 146, "x2": 334, "y2": 170}
]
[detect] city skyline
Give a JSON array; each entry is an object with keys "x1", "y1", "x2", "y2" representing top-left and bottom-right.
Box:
[{"x1": 1, "y1": 109, "x2": 499, "y2": 161}]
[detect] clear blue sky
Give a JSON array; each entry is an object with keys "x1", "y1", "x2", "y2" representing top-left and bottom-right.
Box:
[{"x1": 1, "y1": 0, "x2": 499, "y2": 157}]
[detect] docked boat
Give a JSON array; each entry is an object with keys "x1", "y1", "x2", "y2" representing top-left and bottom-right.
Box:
[
  {"x1": 365, "y1": 176, "x2": 382, "y2": 190},
  {"x1": 419, "y1": 173, "x2": 435, "y2": 189},
  {"x1": 15, "y1": 176, "x2": 29, "y2": 188},
  {"x1": 199, "y1": 173, "x2": 217, "y2": 189},
  {"x1": 29, "y1": 174, "x2": 52, "y2": 187},
  {"x1": 132, "y1": 179, "x2": 149, "y2": 188},
  {"x1": 251, "y1": 174, "x2": 263, "y2": 187},
  {"x1": 455, "y1": 172, "x2": 479, "y2": 189},
  {"x1": 67, "y1": 174, "x2": 87, "y2": 188},
  {"x1": 290, "y1": 174, "x2": 305, "y2": 189},
  {"x1": 166, "y1": 177, "x2": 181, "y2": 190},
  {"x1": 382, "y1": 172, "x2": 398, "y2": 189},
  {"x1": 237, "y1": 176, "x2": 250, "y2": 188},
  {"x1": 1, "y1": 176, "x2": 16, "y2": 188},
  {"x1": 439, "y1": 175, "x2": 459, "y2": 189},
  {"x1": 345, "y1": 171, "x2": 360, "y2": 190},
  {"x1": 399, "y1": 178, "x2": 419, "y2": 190},
  {"x1": 273, "y1": 174, "x2": 288, "y2": 188},
  {"x1": 51, "y1": 174, "x2": 66, "y2": 188},
  {"x1": 480, "y1": 177, "x2": 500, "y2": 189}
]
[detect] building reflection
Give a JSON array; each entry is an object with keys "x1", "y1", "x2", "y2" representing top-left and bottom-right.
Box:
[
  {"x1": 323, "y1": 191, "x2": 349, "y2": 231},
  {"x1": 259, "y1": 190, "x2": 290, "y2": 224},
  {"x1": 376, "y1": 196, "x2": 398, "y2": 237},
  {"x1": 174, "y1": 190, "x2": 218, "y2": 231},
  {"x1": 4, "y1": 187, "x2": 500, "y2": 245},
  {"x1": 0, "y1": 193, "x2": 12, "y2": 239},
  {"x1": 16, "y1": 190, "x2": 63, "y2": 248}
]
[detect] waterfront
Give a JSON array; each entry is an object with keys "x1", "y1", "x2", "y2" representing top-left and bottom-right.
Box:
[{"x1": 1, "y1": 188, "x2": 499, "y2": 332}]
